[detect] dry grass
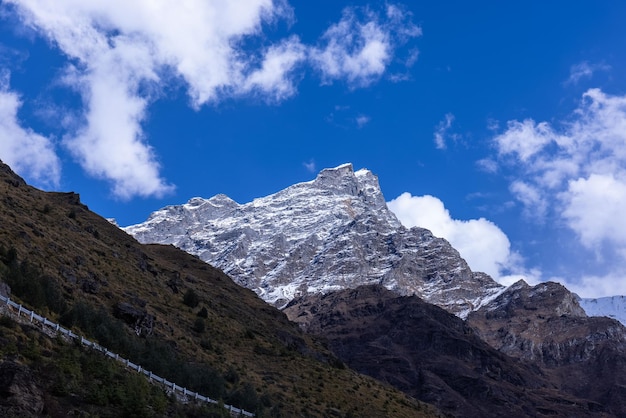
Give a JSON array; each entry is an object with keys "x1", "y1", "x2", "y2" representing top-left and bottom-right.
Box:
[{"x1": 0, "y1": 162, "x2": 440, "y2": 418}]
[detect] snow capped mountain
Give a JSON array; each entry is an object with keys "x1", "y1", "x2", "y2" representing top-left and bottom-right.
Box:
[
  {"x1": 125, "y1": 163, "x2": 504, "y2": 316},
  {"x1": 578, "y1": 296, "x2": 626, "y2": 326}
]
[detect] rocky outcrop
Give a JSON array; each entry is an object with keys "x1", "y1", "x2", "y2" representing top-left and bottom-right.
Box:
[
  {"x1": 0, "y1": 361, "x2": 44, "y2": 417},
  {"x1": 284, "y1": 285, "x2": 601, "y2": 417},
  {"x1": 114, "y1": 302, "x2": 155, "y2": 336},
  {"x1": 467, "y1": 281, "x2": 626, "y2": 416},
  {"x1": 125, "y1": 164, "x2": 503, "y2": 316},
  {"x1": 0, "y1": 282, "x2": 10, "y2": 298}
]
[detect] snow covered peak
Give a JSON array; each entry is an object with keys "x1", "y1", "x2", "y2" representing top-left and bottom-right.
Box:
[
  {"x1": 186, "y1": 197, "x2": 208, "y2": 207},
  {"x1": 207, "y1": 193, "x2": 239, "y2": 206},
  {"x1": 318, "y1": 162, "x2": 354, "y2": 175},
  {"x1": 306, "y1": 164, "x2": 388, "y2": 211},
  {"x1": 578, "y1": 296, "x2": 626, "y2": 326},
  {"x1": 124, "y1": 164, "x2": 503, "y2": 314}
]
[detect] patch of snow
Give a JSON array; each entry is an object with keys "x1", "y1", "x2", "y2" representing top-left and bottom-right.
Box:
[{"x1": 579, "y1": 296, "x2": 626, "y2": 326}]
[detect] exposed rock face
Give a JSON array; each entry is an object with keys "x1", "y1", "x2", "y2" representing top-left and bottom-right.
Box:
[
  {"x1": 467, "y1": 281, "x2": 626, "y2": 416},
  {"x1": 0, "y1": 282, "x2": 10, "y2": 298},
  {"x1": 284, "y1": 285, "x2": 600, "y2": 417},
  {"x1": 125, "y1": 164, "x2": 503, "y2": 316},
  {"x1": 0, "y1": 361, "x2": 44, "y2": 417},
  {"x1": 114, "y1": 302, "x2": 155, "y2": 336}
]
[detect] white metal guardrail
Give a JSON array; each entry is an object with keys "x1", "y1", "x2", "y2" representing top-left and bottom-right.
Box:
[{"x1": 0, "y1": 294, "x2": 254, "y2": 417}]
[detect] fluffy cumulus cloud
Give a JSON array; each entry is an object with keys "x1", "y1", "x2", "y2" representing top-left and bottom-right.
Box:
[
  {"x1": 0, "y1": 72, "x2": 60, "y2": 188},
  {"x1": 493, "y1": 88, "x2": 626, "y2": 296},
  {"x1": 387, "y1": 192, "x2": 520, "y2": 283},
  {"x1": 562, "y1": 174, "x2": 626, "y2": 249},
  {"x1": 310, "y1": 4, "x2": 421, "y2": 87},
  {"x1": 556, "y1": 272, "x2": 626, "y2": 300},
  {"x1": 3, "y1": 0, "x2": 420, "y2": 199}
]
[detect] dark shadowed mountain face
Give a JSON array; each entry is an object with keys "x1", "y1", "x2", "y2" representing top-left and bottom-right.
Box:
[
  {"x1": 467, "y1": 281, "x2": 626, "y2": 416},
  {"x1": 125, "y1": 163, "x2": 503, "y2": 316},
  {"x1": 284, "y1": 284, "x2": 607, "y2": 418}
]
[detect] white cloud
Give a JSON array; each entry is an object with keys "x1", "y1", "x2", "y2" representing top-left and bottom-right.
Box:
[
  {"x1": 0, "y1": 72, "x2": 60, "y2": 188},
  {"x1": 241, "y1": 36, "x2": 306, "y2": 101},
  {"x1": 433, "y1": 113, "x2": 455, "y2": 150},
  {"x1": 476, "y1": 158, "x2": 498, "y2": 174},
  {"x1": 494, "y1": 88, "x2": 626, "y2": 238},
  {"x1": 564, "y1": 61, "x2": 611, "y2": 86},
  {"x1": 6, "y1": 1, "x2": 419, "y2": 199},
  {"x1": 554, "y1": 272, "x2": 626, "y2": 299},
  {"x1": 492, "y1": 88, "x2": 626, "y2": 296},
  {"x1": 509, "y1": 180, "x2": 548, "y2": 219},
  {"x1": 356, "y1": 115, "x2": 370, "y2": 128},
  {"x1": 561, "y1": 173, "x2": 626, "y2": 249},
  {"x1": 303, "y1": 159, "x2": 316, "y2": 173},
  {"x1": 310, "y1": 5, "x2": 420, "y2": 87},
  {"x1": 63, "y1": 61, "x2": 173, "y2": 199},
  {"x1": 387, "y1": 192, "x2": 518, "y2": 282},
  {"x1": 494, "y1": 119, "x2": 562, "y2": 162}
]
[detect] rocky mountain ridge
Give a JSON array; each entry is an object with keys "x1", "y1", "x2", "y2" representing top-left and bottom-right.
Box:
[
  {"x1": 467, "y1": 280, "x2": 626, "y2": 415},
  {"x1": 284, "y1": 284, "x2": 615, "y2": 417},
  {"x1": 125, "y1": 163, "x2": 626, "y2": 324},
  {"x1": 125, "y1": 163, "x2": 503, "y2": 317}
]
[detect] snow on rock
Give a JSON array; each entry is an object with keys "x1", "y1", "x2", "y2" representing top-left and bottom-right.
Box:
[
  {"x1": 124, "y1": 163, "x2": 503, "y2": 316},
  {"x1": 579, "y1": 296, "x2": 626, "y2": 326}
]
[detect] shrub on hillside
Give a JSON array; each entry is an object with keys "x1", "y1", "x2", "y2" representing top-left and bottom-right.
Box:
[
  {"x1": 183, "y1": 289, "x2": 200, "y2": 308},
  {"x1": 0, "y1": 246, "x2": 66, "y2": 314}
]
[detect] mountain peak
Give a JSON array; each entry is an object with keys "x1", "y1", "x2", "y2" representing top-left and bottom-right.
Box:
[
  {"x1": 126, "y1": 164, "x2": 503, "y2": 315},
  {"x1": 312, "y1": 163, "x2": 358, "y2": 194},
  {"x1": 309, "y1": 163, "x2": 387, "y2": 211},
  {"x1": 317, "y1": 162, "x2": 354, "y2": 175}
]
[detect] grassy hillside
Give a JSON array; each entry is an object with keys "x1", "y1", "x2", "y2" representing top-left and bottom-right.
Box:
[{"x1": 0, "y1": 161, "x2": 440, "y2": 418}]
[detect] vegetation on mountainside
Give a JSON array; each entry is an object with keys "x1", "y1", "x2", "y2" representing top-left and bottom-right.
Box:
[
  {"x1": 0, "y1": 315, "x2": 236, "y2": 417},
  {"x1": 0, "y1": 162, "x2": 440, "y2": 417}
]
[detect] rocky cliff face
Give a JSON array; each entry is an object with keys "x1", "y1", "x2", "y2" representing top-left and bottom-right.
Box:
[
  {"x1": 0, "y1": 361, "x2": 44, "y2": 417},
  {"x1": 467, "y1": 281, "x2": 626, "y2": 416},
  {"x1": 283, "y1": 285, "x2": 603, "y2": 417},
  {"x1": 125, "y1": 164, "x2": 503, "y2": 316}
]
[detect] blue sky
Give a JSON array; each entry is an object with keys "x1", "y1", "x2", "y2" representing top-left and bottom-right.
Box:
[{"x1": 1, "y1": 0, "x2": 626, "y2": 298}]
